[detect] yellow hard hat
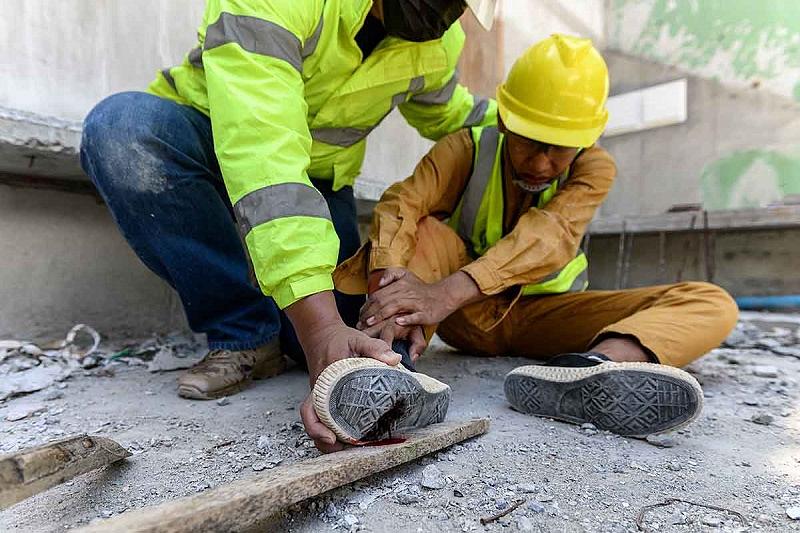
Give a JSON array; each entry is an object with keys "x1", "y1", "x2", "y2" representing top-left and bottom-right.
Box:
[{"x1": 496, "y1": 34, "x2": 610, "y2": 148}]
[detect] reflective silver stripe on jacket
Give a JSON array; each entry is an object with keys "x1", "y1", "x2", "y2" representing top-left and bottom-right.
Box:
[
  {"x1": 188, "y1": 46, "x2": 203, "y2": 68},
  {"x1": 410, "y1": 71, "x2": 458, "y2": 105},
  {"x1": 302, "y1": 15, "x2": 324, "y2": 58},
  {"x1": 457, "y1": 127, "x2": 500, "y2": 243},
  {"x1": 161, "y1": 68, "x2": 177, "y2": 90},
  {"x1": 234, "y1": 182, "x2": 331, "y2": 235},
  {"x1": 205, "y1": 12, "x2": 303, "y2": 72},
  {"x1": 463, "y1": 97, "x2": 490, "y2": 127},
  {"x1": 311, "y1": 77, "x2": 427, "y2": 147}
]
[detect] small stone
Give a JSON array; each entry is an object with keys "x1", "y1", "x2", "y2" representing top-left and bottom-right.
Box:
[
  {"x1": 216, "y1": 397, "x2": 230, "y2": 406},
  {"x1": 580, "y1": 423, "x2": 597, "y2": 431},
  {"x1": 646, "y1": 434, "x2": 677, "y2": 448},
  {"x1": 397, "y1": 492, "x2": 422, "y2": 505},
  {"x1": 420, "y1": 465, "x2": 446, "y2": 490},
  {"x1": 343, "y1": 514, "x2": 359, "y2": 527},
  {"x1": 517, "y1": 483, "x2": 537, "y2": 494},
  {"x1": 256, "y1": 436, "x2": 272, "y2": 451},
  {"x1": 516, "y1": 516, "x2": 535, "y2": 531},
  {"x1": 787, "y1": 506, "x2": 800, "y2": 520},
  {"x1": 495, "y1": 499, "x2": 509, "y2": 510},
  {"x1": 701, "y1": 515, "x2": 721, "y2": 527},
  {"x1": 743, "y1": 398, "x2": 760, "y2": 406},
  {"x1": 751, "y1": 413, "x2": 774, "y2": 425},
  {"x1": 42, "y1": 389, "x2": 64, "y2": 401},
  {"x1": 752, "y1": 365, "x2": 779, "y2": 378},
  {"x1": 527, "y1": 501, "x2": 546, "y2": 513},
  {"x1": 251, "y1": 460, "x2": 279, "y2": 471},
  {"x1": 453, "y1": 489, "x2": 464, "y2": 498}
]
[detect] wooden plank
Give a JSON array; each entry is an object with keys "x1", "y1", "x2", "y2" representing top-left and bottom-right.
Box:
[
  {"x1": 74, "y1": 418, "x2": 490, "y2": 533},
  {"x1": 589, "y1": 206, "x2": 800, "y2": 235},
  {"x1": 0, "y1": 434, "x2": 130, "y2": 509}
]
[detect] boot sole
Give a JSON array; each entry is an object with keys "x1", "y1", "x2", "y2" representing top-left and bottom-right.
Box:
[
  {"x1": 504, "y1": 362, "x2": 703, "y2": 437},
  {"x1": 313, "y1": 359, "x2": 451, "y2": 444}
]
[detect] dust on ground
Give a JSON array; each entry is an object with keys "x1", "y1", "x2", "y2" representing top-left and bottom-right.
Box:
[{"x1": 2, "y1": 313, "x2": 800, "y2": 532}]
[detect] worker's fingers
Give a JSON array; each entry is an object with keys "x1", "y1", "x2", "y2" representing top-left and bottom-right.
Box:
[
  {"x1": 300, "y1": 395, "x2": 339, "y2": 449},
  {"x1": 395, "y1": 311, "x2": 427, "y2": 326},
  {"x1": 408, "y1": 327, "x2": 427, "y2": 362},
  {"x1": 350, "y1": 332, "x2": 401, "y2": 366},
  {"x1": 364, "y1": 298, "x2": 421, "y2": 327},
  {"x1": 360, "y1": 321, "x2": 385, "y2": 338},
  {"x1": 379, "y1": 324, "x2": 398, "y2": 347},
  {"x1": 379, "y1": 268, "x2": 408, "y2": 288}
]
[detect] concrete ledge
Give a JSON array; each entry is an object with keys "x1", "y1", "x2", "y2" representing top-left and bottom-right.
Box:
[
  {"x1": 0, "y1": 106, "x2": 83, "y2": 179},
  {"x1": 588, "y1": 206, "x2": 800, "y2": 235}
]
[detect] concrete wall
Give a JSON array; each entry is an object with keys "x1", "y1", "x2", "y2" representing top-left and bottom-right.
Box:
[
  {"x1": 0, "y1": 187, "x2": 186, "y2": 340},
  {"x1": 604, "y1": 1, "x2": 800, "y2": 213},
  {"x1": 0, "y1": 0, "x2": 203, "y2": 121},
  {"x1": 600, "y1": 52, "x2": 800, "y2": 217},
  {"x1": 587, "y1": 228, "x2": 800, "y2": 297}
]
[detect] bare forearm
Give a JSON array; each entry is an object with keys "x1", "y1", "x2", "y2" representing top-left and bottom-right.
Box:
[{"x1": 435, "y1": 271, "x2": 483, "y2": 314}]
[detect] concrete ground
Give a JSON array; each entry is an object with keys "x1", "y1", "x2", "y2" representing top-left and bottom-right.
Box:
[{"x1": 2, "y1": 317, "x2": 800, "y2": 533}]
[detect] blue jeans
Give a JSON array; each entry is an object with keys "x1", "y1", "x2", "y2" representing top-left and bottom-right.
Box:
[{"x1": 80, "y1": 92, "x2": 363, "y2": 362}]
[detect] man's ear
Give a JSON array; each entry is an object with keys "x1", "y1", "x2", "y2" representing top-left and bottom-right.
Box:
[{"x1": 497, "y1": 116, "x2": 507, "y2": 134}]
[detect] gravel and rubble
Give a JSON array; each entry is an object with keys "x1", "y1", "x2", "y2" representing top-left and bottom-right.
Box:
[{"x1": 2, "y1": 313, "x2": 800, "y2": 532}]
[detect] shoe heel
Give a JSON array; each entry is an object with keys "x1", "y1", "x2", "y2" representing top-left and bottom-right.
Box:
[{"x1": 253, "y1": 354, "x2": 287, "y2": 379}]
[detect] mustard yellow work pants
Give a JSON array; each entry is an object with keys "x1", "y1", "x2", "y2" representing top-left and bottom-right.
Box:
[{"x1": 337, "y1": 217, "x2": 739, "y2": 368}]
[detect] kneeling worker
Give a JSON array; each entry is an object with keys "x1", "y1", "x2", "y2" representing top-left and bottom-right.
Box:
[{"x1": 312, "y1": 34, "x2": 738, "y2": 444}]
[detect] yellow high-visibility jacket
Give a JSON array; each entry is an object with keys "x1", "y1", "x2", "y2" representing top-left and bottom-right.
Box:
[{"x1": 148, "y1": 0, "x2": 497, "y2": 309}]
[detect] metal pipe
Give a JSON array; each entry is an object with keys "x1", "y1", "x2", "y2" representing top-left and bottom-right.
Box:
[{"x1": 735, "y1": 295, "x2": 800, "y2": 310}]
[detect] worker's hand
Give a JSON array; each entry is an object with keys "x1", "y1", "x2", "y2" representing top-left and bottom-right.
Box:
[
  {"x1": 361, "y1": 320, "x2": 428, "y2": 362},
  {"x1": 359, "y1": 268, "x2": 455, "y2": 327},
  {"x1": 285, "y1": 292, "x2": 401, "y2": 452}
]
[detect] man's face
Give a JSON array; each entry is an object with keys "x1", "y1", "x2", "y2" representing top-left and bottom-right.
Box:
[
  {"x1": 504, "y1": 130, "x2": 579, "y2": 190},
  {"x1": 381, "y1": 0, "x2": 467, "y2": 42}
]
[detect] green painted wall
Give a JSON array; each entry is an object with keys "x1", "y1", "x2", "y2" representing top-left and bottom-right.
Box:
[
  {"x1": 701, "y1": 149, "x2": 800, "y2": 210},
  {"x1": 609, "y1": 0, "x2": 800, "y2": 102}
]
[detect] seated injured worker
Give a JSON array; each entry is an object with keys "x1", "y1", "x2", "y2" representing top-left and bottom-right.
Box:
[{"x1": 311, "y1": 34, "x2": 738, "y2": 445}]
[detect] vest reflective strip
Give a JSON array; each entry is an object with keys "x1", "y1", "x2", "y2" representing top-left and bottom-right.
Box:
[
  {"x1": 205, "y1": 12, "x2": 303, "y2": 73},
  {"x1": 188, "y1": 46, "x2": 203, "y2": 68},
  {"x1": 463, "y1": 97, "x2": 489, "y2": 127},
  {"x1": 411, "y1": 71, "x2": 458, "y2": 105},
  {"x1": 310, "y1": 126, "x2": 371, "y2": 148},
  {"x1": 457, "y1": 127, "x2": 500, "y2": 243},
  {"x1": 161, "y1": 68, "x2": 177, "y2": 90},
  {"x1": 521, "y1": 253, "x2": 589, "y2": 296},
  {"x1": 302, "y1": 15, "x2": 324, "y2": 58},
  {"x1": 233, "y1": 182, "x2": 331, "y2": 235},
  {"x1": 311, "y1": 77, "x2": 426, "y2": 147}
]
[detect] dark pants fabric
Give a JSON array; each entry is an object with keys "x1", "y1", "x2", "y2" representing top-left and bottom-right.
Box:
[{"x1": 80, "y1": 92, "x2": 363, "y2": 363}]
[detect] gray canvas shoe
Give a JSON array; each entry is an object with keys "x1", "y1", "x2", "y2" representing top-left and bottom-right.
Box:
[
  {"x1": 177, "y1": 340, "x2": 286, "y2": 400},
  {"x1": 313, "y1": 358, "x2": 451, "y2": 444},
  {"x1": 504, "y1": 352, "x2": 703, "y2": 437}
]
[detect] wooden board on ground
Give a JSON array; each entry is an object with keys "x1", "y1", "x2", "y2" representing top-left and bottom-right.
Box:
[
  {"x1": 74, "y1": 418, "x2": 490, "y2": 533},
  {"x1": 0, "y1": 434, "x2": 130, "y2": 509}
]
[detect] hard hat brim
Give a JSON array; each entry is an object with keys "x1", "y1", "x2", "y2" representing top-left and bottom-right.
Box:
[
  {"x1": 497, "y1": 85, "x2": 609, "y2": 148},
  {"x1": 465, "y1": 0, "x2": 497, "y2": 30}
]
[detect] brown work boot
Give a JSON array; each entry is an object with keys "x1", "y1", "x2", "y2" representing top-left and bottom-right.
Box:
[{"x1": 177, "y1": 340, "x2": 286, "y2": 400}]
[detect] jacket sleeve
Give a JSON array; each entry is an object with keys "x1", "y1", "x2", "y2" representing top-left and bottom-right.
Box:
[
  {"x1": 461, "y1": 146, "x2": 617, "y2": 295},
  {"x1": 201, "y1": 0, "x2": 337, "y2": 309},
  {"x1": 368, "y1": 130, "x2": 475, "y2": 271},
  {"x1": 398, "y1": 67, "x2": 497, "y2": 141}
]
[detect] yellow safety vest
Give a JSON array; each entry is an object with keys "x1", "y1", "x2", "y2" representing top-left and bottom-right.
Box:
[
  {"x1": 147, "y1": 0, "x2": 497, "y2": 309},
  {"x1": 449, "y1": 126, "x2": 589, "y2": 296}
]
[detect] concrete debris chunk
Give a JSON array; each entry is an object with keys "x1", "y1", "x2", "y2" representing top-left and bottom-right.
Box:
[
  {"x1": 216, "y1": 397, "x2": 230, "y2": 406},
  {"x1": 420, "y1": 464, "x2": 446, "y2": 490},
  {"x1": 751, "y1": 365, "x2": 779, "y2": 378},
  {"x1": 527, "y1": 501, "x2": 546, "y2": 513},
  {"x1": 750, "y1": 413, "x2": 774, "y2": 425},
  {"x1": 786, "y1": 506, "x2": 800, "y2": 520},
  {"x1": 645, "y1": 434, "x2": 678, "y2": 448}
]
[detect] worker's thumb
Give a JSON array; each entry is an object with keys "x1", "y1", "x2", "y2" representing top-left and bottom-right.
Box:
[{"x1": 353, "y1": 333, "x2": 401, "y2": 366}]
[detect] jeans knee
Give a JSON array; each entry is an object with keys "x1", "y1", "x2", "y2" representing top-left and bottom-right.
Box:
[{"x1": 81, "y1": 92, "x2": 170, "y2": 194}]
